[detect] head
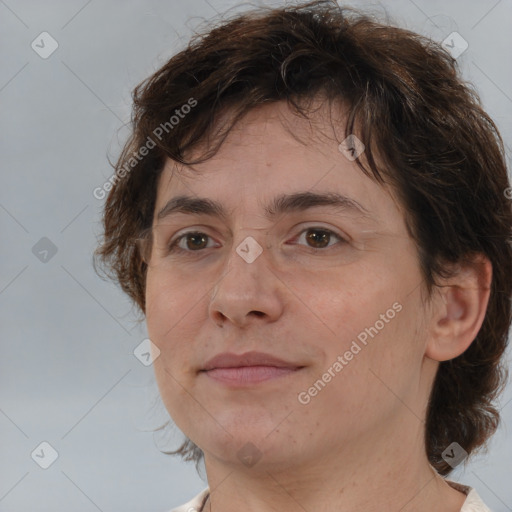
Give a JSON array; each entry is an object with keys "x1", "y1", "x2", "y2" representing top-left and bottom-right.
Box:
[{"x1": 95, "y1": 0, "x2": 512, "y2": 477}]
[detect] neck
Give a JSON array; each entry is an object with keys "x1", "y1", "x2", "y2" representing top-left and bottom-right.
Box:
[{"x1": 201, "y1": 417, "x2": 466, "y2": 512}]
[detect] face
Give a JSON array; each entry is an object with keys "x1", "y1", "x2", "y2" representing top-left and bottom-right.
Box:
[{"x1": 145, "y1": 101, "x2": 434, "y2": 472}]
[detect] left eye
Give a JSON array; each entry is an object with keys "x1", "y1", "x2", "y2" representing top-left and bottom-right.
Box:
[{"x1": 293, "y1": 228, "x2": 345, "y2": 249}]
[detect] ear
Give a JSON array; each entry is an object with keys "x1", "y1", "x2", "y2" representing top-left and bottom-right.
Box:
[{"x1": 425, "y1": 254, "x2": 492, "y2": 362}]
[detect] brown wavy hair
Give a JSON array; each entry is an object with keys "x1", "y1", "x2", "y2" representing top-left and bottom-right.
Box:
[{"x1": 94, "y1": 0, "x2": 512, "y2": 476}]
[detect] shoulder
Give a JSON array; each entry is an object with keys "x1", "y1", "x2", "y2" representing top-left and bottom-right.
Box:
[
  {"x1": 167, "y1": 487, "x2": 210, "y2": 512},
  {"x1": 446, "y1": 480, "x2": 492, "y2": 512},
  {"x1": 460, "y1": 488, "x2": 492, "y2": 512}
]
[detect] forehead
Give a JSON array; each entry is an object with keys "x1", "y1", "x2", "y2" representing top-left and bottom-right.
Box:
[{"x1": 153, "y1": 101, "x2": 405, "y2": 229}]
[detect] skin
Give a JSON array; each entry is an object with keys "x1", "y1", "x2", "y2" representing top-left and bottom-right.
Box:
[{"x1": 145, "y1": 101, "x2": 492, "y2": 512}]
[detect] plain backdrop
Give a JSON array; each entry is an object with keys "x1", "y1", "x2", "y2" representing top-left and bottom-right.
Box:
[{"x1": 1, "y1": 0, "x2": 511, "y2": 511}]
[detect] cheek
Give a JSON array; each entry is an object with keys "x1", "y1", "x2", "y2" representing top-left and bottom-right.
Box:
[
  {"x1": 145, "y1": 271, "x2": 204, "y2": 430},
  {"x1": 294, "y1": 302, "x2": 423, "y2": 439},
  {"x1": 145, "y1": 269, "x2": 201, "y2": 339},
  {"x1": 279, "y1": 260, "x2": 393, "y2": 339},
  {"x1": 145, "y1": 270, "x2": 206, "y2": 393},
  {"x1": 288, "y1": 259, "x2": 424, "y2": 382}
]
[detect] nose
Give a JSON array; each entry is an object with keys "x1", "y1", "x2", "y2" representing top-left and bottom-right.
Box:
[{"x1": 208, "y1": 236, "x2": 285, "y2": 329}]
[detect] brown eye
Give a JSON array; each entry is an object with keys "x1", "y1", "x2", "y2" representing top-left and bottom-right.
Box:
[
  {"x1": 306, "y1": 229, "x2": 331, "y2": 248},
  {"x1": 184, "y1": 233, "x2": 209, "y2": 250},
  {"x1": 170, "y1": 231, "x2": 214, "y2": 252},
  {"x1": 295, "y1": 228, "x2": 345, "y2": 250}
]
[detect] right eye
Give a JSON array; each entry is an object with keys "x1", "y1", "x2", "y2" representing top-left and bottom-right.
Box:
[{"x1": 169, "y1": 231, "x2": 219, "y2": 253}]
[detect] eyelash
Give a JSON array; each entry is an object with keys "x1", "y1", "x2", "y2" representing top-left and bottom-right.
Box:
[{"x1": 168, "y1": 227, "x2": 347, "y2": 255}]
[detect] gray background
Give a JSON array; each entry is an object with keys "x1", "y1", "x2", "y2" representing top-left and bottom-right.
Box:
[{"x1": 1, "y1": 0, "x2": 511, "y2": 510}]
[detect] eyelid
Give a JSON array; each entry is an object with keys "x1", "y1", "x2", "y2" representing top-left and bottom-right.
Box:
[
  {"x1": 168, "y1": 224, "x2": 221, "y2": 240},
  {"x1": 296, "y1": 222, "x2": 348, "y2": 238}
]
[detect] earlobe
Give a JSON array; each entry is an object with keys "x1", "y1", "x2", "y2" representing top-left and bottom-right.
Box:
[{"x1": 425, "y1": 255, "x2": 492, "y2": 362}]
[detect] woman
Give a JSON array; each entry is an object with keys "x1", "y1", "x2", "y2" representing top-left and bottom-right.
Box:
[{"x1": 95, "y1": 2, "x2": 511, "y2": 510}]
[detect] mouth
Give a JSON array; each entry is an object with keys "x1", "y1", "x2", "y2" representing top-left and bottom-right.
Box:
[
  {"x1": 200, "y1": 351, "x2": 304, "y2": 386},
  {"x1": 203, "y1": 365, "x2": 302, "y2": 385}
]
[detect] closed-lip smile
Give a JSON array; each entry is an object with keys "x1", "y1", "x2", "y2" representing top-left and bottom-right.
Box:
[
  {"x1": 201, "y1": 351, "x2": 304, "y2": 386},
  {"x1": 202, "y1": 351, "x2": 301, "y2": 370}
]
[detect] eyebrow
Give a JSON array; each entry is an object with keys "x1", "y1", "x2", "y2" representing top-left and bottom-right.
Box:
[{"x1": 156, "y1": 191, "x2": 372, "y2": 222}]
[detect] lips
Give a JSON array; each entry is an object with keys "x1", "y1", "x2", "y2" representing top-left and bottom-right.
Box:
[
  {"x1": 202, "y1": 351, "x2": 300, "y2": 371},
  {"x1": 201, "y1": 351, "x2": 303, "y2": 386}
]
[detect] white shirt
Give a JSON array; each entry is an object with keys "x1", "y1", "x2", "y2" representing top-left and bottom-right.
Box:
[{"x1": 168, "y1": 480, "x2": 491, "y2": 511}]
